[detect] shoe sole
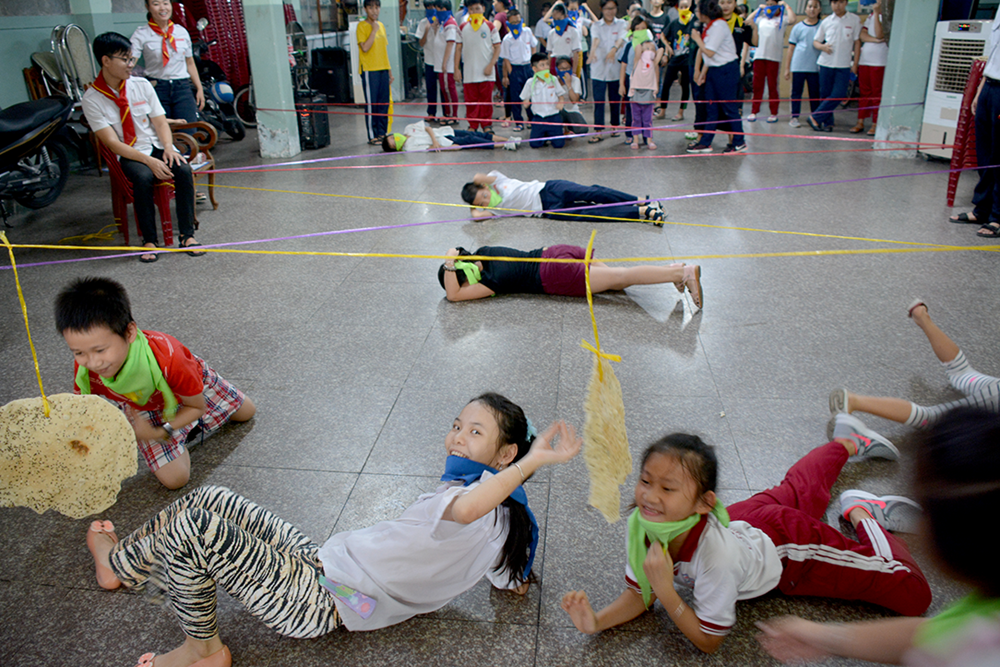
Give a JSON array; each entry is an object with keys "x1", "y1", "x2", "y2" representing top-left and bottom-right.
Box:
[{"x1": 829, "y1": 388, "x2": 848, "y2": 415}]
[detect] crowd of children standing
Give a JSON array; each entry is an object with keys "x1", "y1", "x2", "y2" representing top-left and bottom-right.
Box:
[{"x1": 396, "y1": 0, "x2": 889, "y2": 154}]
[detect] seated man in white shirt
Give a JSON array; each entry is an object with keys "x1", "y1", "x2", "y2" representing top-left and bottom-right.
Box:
[
  {"x1": 381, "y1": 119, "x2": 520, "y2": 151},
  {"x1": 82, "y1": 32, "x2": 202, "y2": 263}
]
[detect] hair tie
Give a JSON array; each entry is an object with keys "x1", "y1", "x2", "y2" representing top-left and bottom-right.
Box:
[{"x1": 525, "y1": 418, "x2": 538, "y2": 441}]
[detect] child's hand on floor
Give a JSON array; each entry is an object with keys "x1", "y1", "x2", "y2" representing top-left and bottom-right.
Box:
[
  {"x1": 561, "y1": 591, "x2": 600, "y2": 634},
  {"x1": 756, "y1": 616, "x2": 833, "y2": 663}
]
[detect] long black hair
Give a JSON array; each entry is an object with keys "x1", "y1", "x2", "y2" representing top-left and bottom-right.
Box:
[
  {"x1": 470, "y1": 392, "x2": 536, "y2": 587},
  {"x1": 915, "y1": 407, "x2": 1000, "y2": 597}
]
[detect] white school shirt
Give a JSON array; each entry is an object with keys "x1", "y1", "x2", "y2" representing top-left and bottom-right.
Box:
[
  {"x1": 987, "y1": 12, "x2": 1000, "y2": 80},
  {"x1": 535, "y1": 17, "x2": 552, "y2": 44},
  {"x1": 576, "y1": 16, "x2": 593, "y2": 53},
  {"x1": 858, "y1": 13, "x2": 888, "y2": 67},
  {"x1": 457, "y1": 18, "x2": 501, "y2": 82},
  {"x1": 500, "y1": 28, "x2": 538, "y2": 65},
  {"x1": 753, "y1": 13, "x2": 785, "y2": 63},
  {"x1": 558, "y1": 72, "x2": 583, "y2": 112},
  {"x1": 415, "y1": 18, "x2": 441, "y2": 70},
  {"x1": 624, "y1": 515, "x2": 782, "y2": 636},
  {"x1": 815, "y1": 12, "x2": 861, "y2": 69},
  {"x1": 702, "y1": 19, "x2": 737, "y2": 67},
  {"x1": 590, "y1": 18, "x2": 627, "y2": 81},
  {"x1": 487, "y1": 170, "x2": 545, "y2": 213},
  {"x1": 519, "y1": 74, "x2": 567, "y2": 118},
  {"x1": 442, "y1": 18, "x2": 460, "y2": 74},
  {"x1": 318, "y1": 473, "x2": 516, "y2": 631},
  {"x1": 396, "y1": 120, "x2": 462, "y2": 151},
  {"x1": 548, "y1": 25, "x2": 582, "y2": 59},
  {"x1": 130, "y1": 23, "x2": 193, "y2": 80},
  {"x1": 81, "y1": 76, "x2": 166, "y2": 156},
  {"x1": 430, "y1": 21, "x2": 448, "y2": 71}
]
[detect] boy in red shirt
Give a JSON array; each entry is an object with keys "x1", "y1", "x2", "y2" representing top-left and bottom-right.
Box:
[{"x1": 56, "y1": 277, "x2": 255, "y2": 489}]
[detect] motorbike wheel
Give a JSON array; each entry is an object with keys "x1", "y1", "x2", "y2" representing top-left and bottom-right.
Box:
[
  {"x1": 234, "y1": 85, "x2": 257, "y2": 128},
  {"x1": 224, "y1": 115, "x2": 246, "y2": 141},
  {"x1": 13, "y1": 141, "x2": 70, "y2": 210}
]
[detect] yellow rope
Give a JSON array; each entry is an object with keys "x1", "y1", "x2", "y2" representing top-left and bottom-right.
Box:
[
  {"x1": 580, "y1": 230, "x2": 622, "y2": 383},
  {"x1": 0, "y1": 232, "x2": 49, "y2": 417},
  {"x1": 58, "y1": 224, "x2": 120, "y2": 245}
]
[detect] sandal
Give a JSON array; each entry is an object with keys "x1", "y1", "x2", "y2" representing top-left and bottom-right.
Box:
[
  {"x1": 907, "y1": 299, "x2": 928, "y2": 318},
  {"x1": 87, "y1": 520, "x2": 120, "y2": 590},
  {"x1": 671, "y1": 113, "x2": 684, "y2": 121},
  {"x1": 588, "y1": 136, "x2": 602, "y2": 143},
  {"x1": 949, "y1": 212, "x2": 979, "y2": 224},
  {"x1": 181, "y1": 238, "x2": 206, "y2": 257},
  {"x1": 977, "y1": 221, "x2": 1000, "y2": 237},
  {"x1": 610, "y1": 130, "x2": 620, "y2": 137},
  {"x1": 139, "y1": 245, "x2": 159, "y2": 263},
  {"x1": 683, "y1": 264, "x2": 702, "y2": 309},
  {"x1": 368, "y1": 136, "x2": 382, "y2": 145}
]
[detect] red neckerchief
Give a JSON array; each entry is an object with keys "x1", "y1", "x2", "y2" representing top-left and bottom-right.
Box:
[
  {"x1": 701, "y1": 17, "x2": 723, "y2": 40},
  {"x1": 147, "y1": 20, "x2": 177, "y2": 67},
  {"x1": 92, "y1": 71, "x2": 136, "y2": 146}
]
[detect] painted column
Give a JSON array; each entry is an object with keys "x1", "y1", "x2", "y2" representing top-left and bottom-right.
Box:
[
  {"x1": 69, "y1": 0, "x2": 113, "y2": 40},
  {"x1": 244, "y1": 0, "x2": 301, "y2": 157},
  {"x1": 873, "y1": 0, "x2": 939, "y2": 158},
  {"x1": 380, "y1": 0, "x2": 405, "y2": 106}
]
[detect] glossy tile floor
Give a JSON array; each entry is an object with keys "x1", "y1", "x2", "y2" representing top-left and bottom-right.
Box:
[{"x1": 1, "y1": 100, "x2": 994, "y2": 667}]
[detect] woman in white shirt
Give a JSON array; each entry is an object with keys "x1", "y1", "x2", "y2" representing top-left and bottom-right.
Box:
[
  {"x1": 130, "y1": 0, "x2": 204, "y2": 126},
  {"x1": 687, "y1": 0, "x2": 747, "y2": 153},
  {"x1": 745, "y1": 0, "x2": 795, "y2": 123},
  {"x1": 852, "y1": 1, "x2": 887, "y2": 135},
  {"x1": 806, "y1": 0, "x2": 860, "y2": 132}
]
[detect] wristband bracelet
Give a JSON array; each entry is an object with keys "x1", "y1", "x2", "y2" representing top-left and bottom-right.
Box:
[
  {"x1": 670, "y1": 601, "x2": 685, "y2": 618},
  {"x1": 513, "y1": 462, "x2": 526, "y2": 484}
]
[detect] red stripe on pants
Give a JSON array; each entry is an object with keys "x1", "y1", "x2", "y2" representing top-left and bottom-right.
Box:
[
  {"x1": 728, "y1": 442, "x2": 931, "y2": 617},
  {"x1": 751, "y1": 58, "x2": 780, "y2": 116},
  {"x1": 463, "y1": 80, "x2": 494, "y2": 130},
  {"x1": 439, "y1": 72, "x2": 459, "y2": 118},
  {"x1": 858, "y1": 65, "x2": 885, "y2": 122}
]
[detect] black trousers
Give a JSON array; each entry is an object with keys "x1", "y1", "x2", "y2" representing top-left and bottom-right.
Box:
[{"x1": 119, "y1": 147, "x2": 195, "y2": 246}]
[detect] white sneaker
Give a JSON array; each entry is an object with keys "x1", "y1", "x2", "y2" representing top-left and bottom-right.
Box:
[
  {"x1": 789, "y1": 117, "x2": 801, "y2": 128},
  {"x1": 767, "y1": 115, "x2": 778, "y2": 123},
  {"x1": 747, "y1": 113, "x2": 757, "y2": 122},
  {"x1": 502, "y1": 140, "x2": 517, "y2": 151},
  {"x1": 840, "y1": 490, "x2": 922, "y2": 533}
]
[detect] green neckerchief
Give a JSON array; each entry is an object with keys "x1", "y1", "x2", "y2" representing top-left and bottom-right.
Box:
[
  {"x1": 627, "y1": 501, "x2": 730, "y2": 607},
  {"x1": 453, "y1": 260, "x2": 481, "y2": 285},
  {"x1": 533, "y1": 70, "x2": 553, "y2": 84},
  {"x1": 488, "y1": 188, "x2": 502, "y2": 208},
  {"x1": 916, "y1": 593, "x2": 1000, "y2": 650},
  {"x1": 75, "y1": 329, "x2": 179, "y2": 419},
  {"x1": 630, "y1": 28, "x2": 653, "y2": 52},
  {"x1": 392, "y1": 132, "x2": 407, "y2": 150}
]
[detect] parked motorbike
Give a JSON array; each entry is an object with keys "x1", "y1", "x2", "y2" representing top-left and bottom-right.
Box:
[
  {"x1": 0, "y1": 95, "x2": 74, "y2": 223},
  {"x1": 192, "y1": 18, "x2": 245, "y2": 141}
]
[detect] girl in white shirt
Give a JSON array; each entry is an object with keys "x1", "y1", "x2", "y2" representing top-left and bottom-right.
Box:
[
  {"x1": 130, "y1": 0, "x2": 204, "y2": 125},
  {"x1": 687, "y1": 0, "x2": 746, "y2": 153},
  {"x1": 852, "y1": 1, "x2": 888, "y2": 135},
  {"x1": 746, "y1": 0, "x2": 796, "y2": 122},
  {"x1": 86, "y1": 394, "x2": 581, "y2": 666},
  {"x1": 806, "y1": 0, "x2": 861, "y2": 132},
  {"x1": 562, "y1": 427, "x2": 931, "y2": 653}
]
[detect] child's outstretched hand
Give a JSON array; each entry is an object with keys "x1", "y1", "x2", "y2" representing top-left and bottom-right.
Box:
[
  {"x1": 525, "y1": 420, "x2": 582, "y2": 467},
  {"x1": 561, "y1": 590, "x2": 600, "y2": 634},
  {"x1": 756, "y1": 616, "x2": 832, "y2": 663}
]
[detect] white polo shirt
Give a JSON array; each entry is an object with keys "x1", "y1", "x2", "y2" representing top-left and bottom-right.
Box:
[
  {"x1": 488, "y1": 170, "x2": 545, "y2": 213},
  {"x1": 500, "y1": 28, "x2": 538, "y2": 65},
  {"x1": 548, "y1": 25, "x2": 582, "y2": 59},
  {"x1": 519, "y1": 74, "x2": 566, "y2": 117},
  {"x1": 457, "y1": 18, "x2": 501, "y2": 82},
  {"x1": 702, "y1": 19, "x2": 737, "y2": 67},
  {"x1": 858, "y1": 13, "x2": 889, "y2": 67},
  {"x1": 81, "y1": 75, "x2": 165, "y2": 156},
  {"x1": 130, "y1": 23, "x2": 193, "y2": 80},
  {"x1": 443, "y1": 18, "x2": 460, "y2": 74},
  {"x1": 415, "y1": 19, "x2": 441, "y2": 71},
  {"x1": 753, "y1": 13, "x2": 785, "y2": 62},
  {"x1": 815, "y1": 11, "x2": 861, "y2": 69},
  {"x1": 590, "y1": 18, "x2": 627, "y2": 81},
  {"x1": 987, "y1": 11, "x2": 1000, "y2": 80}
]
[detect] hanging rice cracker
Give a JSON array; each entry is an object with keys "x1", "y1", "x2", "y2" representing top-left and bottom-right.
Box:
[
  {"x1": 583, "y1": 356, "x2": 632, "y2": 522},
  {"x1": 0, "y1": 393, "x2": 136, "y2": 519}
]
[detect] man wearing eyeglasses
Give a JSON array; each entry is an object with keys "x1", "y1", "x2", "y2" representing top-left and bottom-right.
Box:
[{"x1": 82, "y1": 31, "x2": 203, "y2": 263}]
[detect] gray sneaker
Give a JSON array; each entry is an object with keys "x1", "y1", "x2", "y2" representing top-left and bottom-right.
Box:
[
  {"x1": 829, "y1": 387, "x2": 849, "y2": 415},
  {"x1": 840, "y1": 490, "x2": 922, "y2": 533},
  {"x1": 830, "y1": 413, "x2": 899, "y2": 461}
]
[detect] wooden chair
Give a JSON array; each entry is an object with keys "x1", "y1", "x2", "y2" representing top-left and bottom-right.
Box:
[
  {"x1": 97, "y1": 142, "x2": 175, "y2": 246},
  {"x1": 170, "y1": 121, "x2": 219, "y2": 210}
]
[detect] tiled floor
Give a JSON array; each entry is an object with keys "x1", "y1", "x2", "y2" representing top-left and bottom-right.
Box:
[{"x1": 1, "y1": 99, "x2": 992, "y2": 667}]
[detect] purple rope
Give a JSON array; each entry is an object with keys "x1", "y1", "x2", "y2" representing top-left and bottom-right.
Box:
[{"x1": 2, "y1": 162, "x2": 991, "y2": 271}]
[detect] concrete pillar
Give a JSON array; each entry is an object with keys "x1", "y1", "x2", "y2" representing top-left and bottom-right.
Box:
[
  {"x1": 244, "y1": 0, "x2": 301, "y2": 157},
  {"x1": 69, "y1": 0, "x2": 115, "y2": 39},
  {"x1": 873, "y1": 0, "x2": 939, "y2": 158},
  {"x1": 379, "y1": 0, "x2": 405, "y2": 105}
]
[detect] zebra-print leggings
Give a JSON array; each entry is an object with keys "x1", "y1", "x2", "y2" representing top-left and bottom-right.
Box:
[
  {"x1": 905, "y1": 350, "x2": 1000, "y2": 427},
  {"x1": 109, "y1": 485, "x2": 341, "y2": 640}
]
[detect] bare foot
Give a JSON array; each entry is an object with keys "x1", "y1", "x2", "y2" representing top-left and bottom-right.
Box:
[
  {"x1": 86, "y1": 521, "x2": 120, "y2": 589},
  {"x1": 145, "y1": 637, "x2": 227, "y2": 667},
  {"x1": 561, "y1": 590, "x2": 600, "y2": 634}
]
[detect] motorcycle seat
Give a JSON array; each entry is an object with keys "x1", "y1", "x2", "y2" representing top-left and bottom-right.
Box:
[{"x1": 0, "y1": 97, "x2": 72, "y2": 147}]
